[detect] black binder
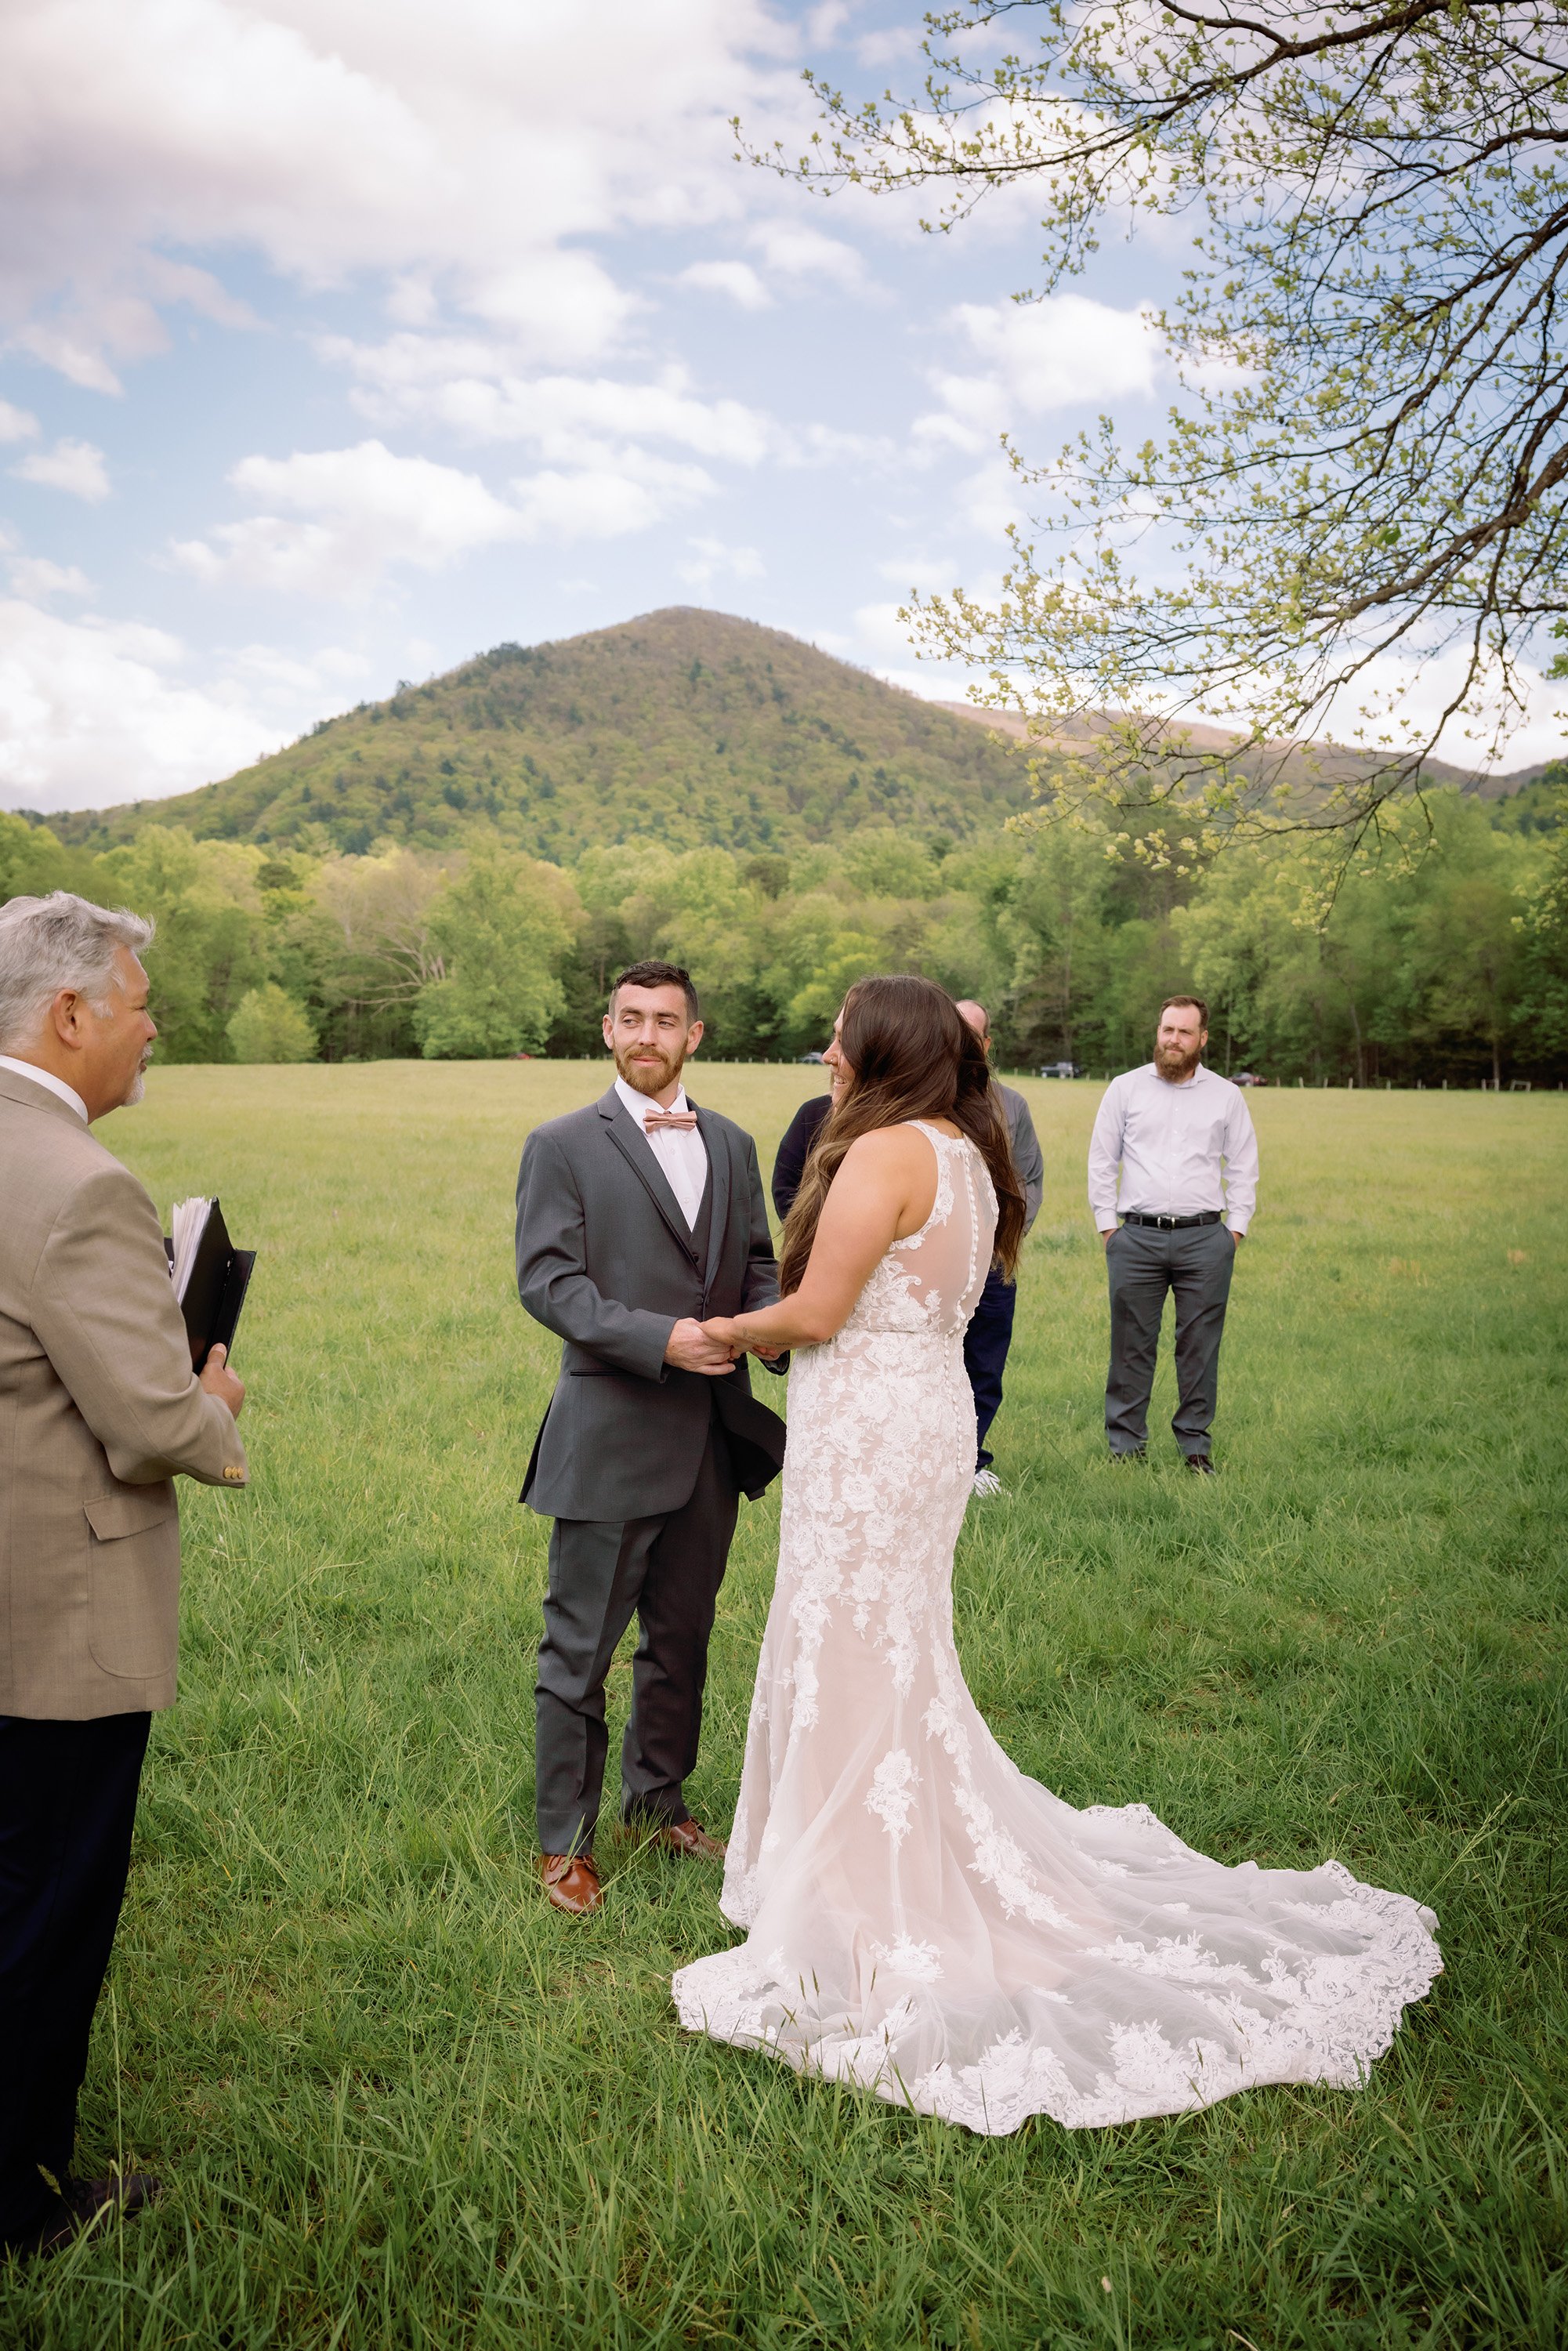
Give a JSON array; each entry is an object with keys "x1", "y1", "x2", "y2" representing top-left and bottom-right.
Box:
[{"x1": 163, "y1": 1198, "x2": 255, "y2": 1372}]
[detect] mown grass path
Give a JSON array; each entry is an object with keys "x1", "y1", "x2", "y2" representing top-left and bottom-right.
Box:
[{"x1": 5, "y1": 1067, "x2": 1563, "y2": 2349}]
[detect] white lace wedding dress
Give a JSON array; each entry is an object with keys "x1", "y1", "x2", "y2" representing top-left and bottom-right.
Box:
[{"x1": 672, "y1": 1121, "x2": 1443, "y2": 2135}]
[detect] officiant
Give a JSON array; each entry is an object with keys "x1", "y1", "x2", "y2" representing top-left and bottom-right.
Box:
[{"x1": 0, "y1": 893, "x2": 248, "y2": 2259}]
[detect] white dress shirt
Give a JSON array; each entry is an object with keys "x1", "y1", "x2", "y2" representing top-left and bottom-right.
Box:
[
  {"x1": 0, "y1": 1054, "x2": 89, "y2": 1123},
  {"x1": 614, "y1": 1074, "x2": 709, "y2": 1231},
  {"x1": 1088, "y1": 1062, "x2": 1258, "y2": 1234}
]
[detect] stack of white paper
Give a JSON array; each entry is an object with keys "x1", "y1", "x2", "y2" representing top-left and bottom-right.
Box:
[{"x1": 168, "y1": 1197, "x2": 212, "y2": 1302}]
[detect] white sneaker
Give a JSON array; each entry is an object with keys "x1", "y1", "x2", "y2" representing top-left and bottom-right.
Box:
[{"x1": 971, "y1": 1467, "x2": 1003, "y2": 1498}]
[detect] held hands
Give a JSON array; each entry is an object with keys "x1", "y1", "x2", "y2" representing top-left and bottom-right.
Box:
[
  {"x1": 200, "y1": 1341, "x2": 245, "y2": 1416},
  {"x1": 664, "y1": 1317, "x2": 738, "y2": 1376},
  {"x1": 701, "y1": 1316, "x2": 782, "y2": 1363}
]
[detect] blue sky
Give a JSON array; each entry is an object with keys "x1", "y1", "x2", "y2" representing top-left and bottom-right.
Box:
[{"x1": 2, "y1": 0, "x2": 1557, "y2": 813}]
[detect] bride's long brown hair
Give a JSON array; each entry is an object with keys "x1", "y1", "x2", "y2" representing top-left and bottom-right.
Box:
[{"x1": 778, "y1": 974, "x2": 1027, "y2": 1295}]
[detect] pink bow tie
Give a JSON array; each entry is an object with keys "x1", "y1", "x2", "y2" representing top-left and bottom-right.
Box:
[{"x1": 643, "y1": 1109, "x2": 697, "y2": 1132}]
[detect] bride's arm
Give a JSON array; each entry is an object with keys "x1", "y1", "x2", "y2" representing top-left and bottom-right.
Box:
[{"x1": 704, "y1": 1127, "x2": 935, "y2": 1353}]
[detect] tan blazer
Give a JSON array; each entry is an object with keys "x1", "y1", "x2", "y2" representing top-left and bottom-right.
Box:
[{"x1": 0, "y1": 1064, "x2": 248, "y2": 1718}]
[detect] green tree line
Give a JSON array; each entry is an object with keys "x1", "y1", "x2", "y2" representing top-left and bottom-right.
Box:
[{"x1": 3, "y1": 784, "x2": 1564, "y2": 1083}]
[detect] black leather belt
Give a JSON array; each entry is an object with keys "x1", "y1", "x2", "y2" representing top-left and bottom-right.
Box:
[{"x1": 1121, "y1": 1210, "x2": 1222, "y2": 1230}]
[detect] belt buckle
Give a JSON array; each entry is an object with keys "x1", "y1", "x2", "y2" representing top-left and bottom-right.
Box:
[{"x1": 1158, "y1": 1214, "x2": 1175, "y2": 1230}]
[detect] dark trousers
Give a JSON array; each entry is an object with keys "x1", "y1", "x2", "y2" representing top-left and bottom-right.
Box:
[
  {"x1": 963, "y1": 1268, "x2": 1019, "y2": 1472},
  {"x1": 0, "y1": 1710, "x2": 150, "y2": 2249},
  {"x1": 1105, "y1": 1220, "x2": 1236, "y2": 1457},
  {"x1": 534, "y1": 1414, "x2": 740, "y2": 1857}
]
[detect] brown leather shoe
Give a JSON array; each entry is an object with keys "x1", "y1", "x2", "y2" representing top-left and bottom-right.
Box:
[
  {"x1": 538, "y1": 1852, "x2": 602, "y2": 1915},
  {"x1": 650, "y1": 1817, "x2": 726, "y2": 1861}
]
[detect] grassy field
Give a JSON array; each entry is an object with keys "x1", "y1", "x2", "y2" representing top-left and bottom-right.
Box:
[{"x1": 3, "y1": 1063, "x2": 1564, "y2": 2349}]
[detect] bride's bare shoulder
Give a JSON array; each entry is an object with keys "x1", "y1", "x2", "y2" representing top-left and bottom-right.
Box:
[
  {"x1": 835, "y1": 1122, "x2": 946, "y2": 1196},
  {"x1": 839, "y1": 1122, "x2": 938, "y2": 1167}
]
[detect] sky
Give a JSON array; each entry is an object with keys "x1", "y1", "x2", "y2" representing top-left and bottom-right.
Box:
[{"x1": 1, "y1": 0, "x2": 1561, "y2": 815}]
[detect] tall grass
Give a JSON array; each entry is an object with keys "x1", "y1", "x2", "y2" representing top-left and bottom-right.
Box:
[{"x1": 3, "y1": 1066, "x2": 1563, "y2": 2348}]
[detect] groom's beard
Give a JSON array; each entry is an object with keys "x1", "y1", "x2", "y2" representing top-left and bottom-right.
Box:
[{"x1": 615, "y1": 1039, "x2": 686, "y2": 1097}]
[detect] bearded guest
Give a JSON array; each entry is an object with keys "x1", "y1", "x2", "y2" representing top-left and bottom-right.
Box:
[
  {"x1": 0, "y1": 893, "x2": 248, "y2": 2259},
  {"x1": 514, "y1": 961, "x2": 786, "y2": 1918},
  {"x1": 1088, "y1": 995, "x2": 1258, "y2": 1473}
]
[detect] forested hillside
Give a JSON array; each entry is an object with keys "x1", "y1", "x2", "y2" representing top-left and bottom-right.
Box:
[
  {"x1": 49, "y1": 609, "x2": 1032, "y2": 860},
  {"x1": 5, "y1": 607, "x2": 1564, "y2": 1085}
]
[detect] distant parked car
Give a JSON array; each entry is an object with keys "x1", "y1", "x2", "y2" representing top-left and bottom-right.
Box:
[
  {"x1": 1233, "y1": 1071, "x2": 1268, "y2": 1086},
  {"x1": 1038, "y1": 1060, "x2": 1083, "y2": 1079},
  {"x1": 798, "y1": 1050, "x2": 827, "y2": 1064}
]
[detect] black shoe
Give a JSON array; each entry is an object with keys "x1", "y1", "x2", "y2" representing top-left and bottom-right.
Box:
[
  {"x1": 1110, "y1": 1448, "x2": 1146, "y2": 1464},
  {"x1": 64, "y1": 2172, "x2": 161, "y2": 2224},
  {"x1": 9, "y1": 2172, "x2": 160, "y2": 2261},
  {"x1": 1185, "y1": 1454, "x2": 1217, "y2": 1476}
]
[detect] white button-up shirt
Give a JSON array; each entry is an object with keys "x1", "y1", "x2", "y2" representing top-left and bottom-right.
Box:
[
  {"x1": 0, "y1": 1054, "x2": 89, "y2": 1122},
  {"x1": 1088, "y1": 1062, "x2": 1258, "y2": 1234},
  {"x1": 614, "y1": 1074, "x2": 709, "y2": 1232}
]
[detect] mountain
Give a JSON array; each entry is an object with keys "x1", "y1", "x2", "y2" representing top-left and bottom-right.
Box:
[
  {"x1": 931, "y1": 702, "x2": 1546, "y2": 802},
  {"x1": 51, "y1": 609, "x2": 1034, "y2": 859}
]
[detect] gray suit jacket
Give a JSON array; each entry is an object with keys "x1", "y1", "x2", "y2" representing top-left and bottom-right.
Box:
[
  {"x1": 0, "y1": 1064, "x2": 248, "y2": 1718},
  {"x1": 516, "y1": 1087, "x2": 784, "y2": 1521},
  {"x1": 997, "y1": 1082, "x2": 1045, "y2": 1235}
]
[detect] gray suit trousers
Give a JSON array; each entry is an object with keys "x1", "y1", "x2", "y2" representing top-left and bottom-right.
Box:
[
  {"x1": 534, "y1": 1409, "x2": 740, "y2": 1855},
  {"x1": 1105, "y1": 1220, "x2": 1236, "y2": 1457}
]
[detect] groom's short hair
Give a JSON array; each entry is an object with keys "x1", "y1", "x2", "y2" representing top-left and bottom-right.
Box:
[{"x1": 610, "y1": 960, "x2": 701, "y2": 1024}]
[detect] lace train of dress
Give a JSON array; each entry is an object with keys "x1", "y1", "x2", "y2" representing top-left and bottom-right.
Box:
[{"x1": 672, "y1": 1123, "x2": 1442, "y2": 2135}]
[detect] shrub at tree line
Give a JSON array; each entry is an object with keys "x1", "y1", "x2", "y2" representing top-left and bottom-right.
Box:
[{"x1": 2, "y1": 782, "x2": 1563, "y2": 1084}]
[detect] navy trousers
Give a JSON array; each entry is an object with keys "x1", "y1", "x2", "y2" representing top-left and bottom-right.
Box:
[
  {"x1": 0, "y1": 1709, "x2": 150, "y2": 2250},
  {"x1": 963, "y1": 1268, "x2": 1019, "y2": 1473}
]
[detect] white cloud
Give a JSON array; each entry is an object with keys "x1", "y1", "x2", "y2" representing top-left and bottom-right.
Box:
[
  {"x1": 509, "y1": 451, "x2": 713, "y2": 542},
  {"x1": 677, "y1": 226, "x2": 866, "y2": 311},
  {"x1": 7, "y1": 556, "x2": 92, "y2": 600},
  {"x1": 679, "y1": 260, "x2": 773, "y2": 310},
  {"x1": 11, "y1": 437, "x2": 111, "y2": 501},
  {"x1": 751, "y1": 223, "x2": 866, "y2": 291},
  {"x1": 13, "y1": 326, "x2": 127, "y2": 396},
  {"x1": 172, "y1": 431, "x2": 720, "y2": 595},
  {"x1": 678, "y1": 535, "x2": 766, "y2": 587},
  {"x1": 172, "y1": 439, "x2": 524, "y2": 597},
  {"x1": 1321, "y1": 640, "x2": 1568, "y2": 775},
  {"x1": 954, "y1": 454, "x2": 1031, "y2": 541},
  {"x1": 0, "y1": 0, "x2": 813, "y2": 381},
  {"x1": 223, "y1": 639, "x2": 372, "y2": 699},
  {"x1": 877, "y1": 554, "x2": 960, "y2": 592},
  {"x1": 0, "y1": 600, "x2": 276, "y2": 810},
  {"x1": 0, "y1": 400, "x2": 39, "y2": 443},
  {"x1": 335, "y1": 350, "x2": 774, "y2": 465},
  {"x1": 915, "y1": 295, "x2": 1161, "y2": 454}
]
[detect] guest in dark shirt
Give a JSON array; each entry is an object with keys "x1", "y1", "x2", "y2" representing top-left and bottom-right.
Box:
[
  {"x1": 954, "y1": 1002, "x2": 1042, "y2": 1494},
  {"x1": 772, "y1": 1087, "x2": 831, "y2": 1223}
]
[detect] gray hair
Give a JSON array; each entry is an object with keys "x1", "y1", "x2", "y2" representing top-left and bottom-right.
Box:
[{"x1": 0, "y1": 892, "x2": 155, "y2": 1052}]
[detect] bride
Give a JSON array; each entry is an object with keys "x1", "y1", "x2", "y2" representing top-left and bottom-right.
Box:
[{"x1": 672, "y1": 975, "x2": 1441, "y2": 2136}]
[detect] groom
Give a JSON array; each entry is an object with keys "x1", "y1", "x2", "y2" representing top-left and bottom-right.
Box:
[{"x1": 515, "y1": 960, "x2": 786, "y2": 1917}]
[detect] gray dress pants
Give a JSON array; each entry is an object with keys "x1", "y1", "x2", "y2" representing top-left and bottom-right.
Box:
[
  {"x1": 534, "y1": 1411, "x2": 739, "y2": 1856},
  {"x1": 1105, "y1": 1220, "x2": 1236, "y2": 1458}
]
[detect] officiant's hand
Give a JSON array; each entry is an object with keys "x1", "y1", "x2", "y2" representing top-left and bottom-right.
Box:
[
  {"x1": 665, "y1": 1318, "x2": 738, "y2": 1375},
  {"x1": 199, "y1": 1342, "x2": 245, "y2": 1416}
]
